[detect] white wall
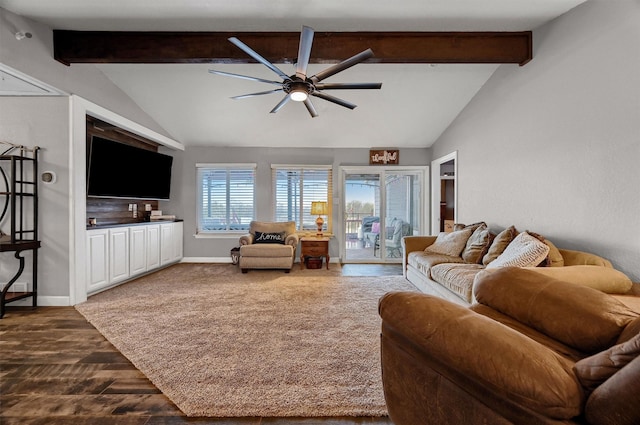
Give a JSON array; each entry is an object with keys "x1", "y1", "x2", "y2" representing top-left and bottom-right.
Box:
[
  {"x1": 0, "y1": 7, "x2": 172, "y2": 138},
  {"x1": 432, "y1": 0, "x2": 640, "y2": 280},
  {"x1": 0, "y1": 97, "x2": 70, "y2": 300},
  {"x1": 0, "y1": 7, "x2": 178, "y2": 303},
  {"x1": 167, "y1": 147, "x2": 431, "y2": 260}
]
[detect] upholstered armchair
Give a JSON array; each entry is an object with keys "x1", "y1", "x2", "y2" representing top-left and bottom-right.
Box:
[
  {"x1": 375, "y1": 219, "x2": 412, "y2": 257},
  {"x1": 238, "y1": 221, "x2": 299, "y2": 273}
]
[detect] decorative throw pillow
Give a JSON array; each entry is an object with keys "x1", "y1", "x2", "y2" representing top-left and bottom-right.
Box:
[
  {"x1": 461, "y1": 223, "x2": 494, "y2": 264},
  {"x1": 424, "y1": 227, "x2": 474, "y2": 257},
  {"x1": 584, "y1": 355, "x2": 640, "y2": 425},
  {"x1": 253, "y1": 231, "x2": 286, "y2": 244},
  {"x1": 482, "y1": 225, "x2": 518, "y2": 265},
  {"x1": 574, "y1": 332, "x2": 640, "y2": 393},
  {"x1": 544, "y1": 239, "x2": 565, "y2": 267},
  {"x1": 371, "y1": 222, "x2": 380, "y2": 233},
  {"x1": 526, "y1": 231, "x2": 565, "y2": 267},
  {"x1": 485, "y1": 232, "x2": 550, "y2": 269},
  {"x1": 453, "y1": 221, "x2": 485, "y2": 232}
]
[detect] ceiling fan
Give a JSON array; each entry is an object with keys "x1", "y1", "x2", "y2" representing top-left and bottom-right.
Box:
[{"x1": 209, "y1": 26, "x2": 382, "y2": 118}]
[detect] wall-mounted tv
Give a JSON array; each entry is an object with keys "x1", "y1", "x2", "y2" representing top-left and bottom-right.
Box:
[{"x1": 87, "y1": 136, "x2": 173, "y2": 200}]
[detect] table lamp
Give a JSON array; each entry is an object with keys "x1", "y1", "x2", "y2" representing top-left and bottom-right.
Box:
[{"x1": 310, "y1": 201, "x2": 328, "y2": 237}]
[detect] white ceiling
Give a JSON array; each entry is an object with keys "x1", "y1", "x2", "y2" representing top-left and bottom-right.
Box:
[{"x1": 0, "y1": 0, "x2": 587, "y2": 148}]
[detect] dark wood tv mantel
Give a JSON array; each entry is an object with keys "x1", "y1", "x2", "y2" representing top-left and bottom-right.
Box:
[{"x1": 85, "y1": 116, "x2": 161, "y2": 226}]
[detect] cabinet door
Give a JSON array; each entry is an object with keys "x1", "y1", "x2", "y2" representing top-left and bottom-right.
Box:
[
  {"x1": 129, "y1": 226, "x2": 147, "y2": 276},
  {"x1": 109, "y1": 227, "x2": 130, "y2": 284},
  {"x1": 86, "y1": 229, "x2": 109, "y2": 294},
  {"x1": 160, "y1": 223, "x2": 173, "y2": 266},
  {"x1": 146, "y1": 224, "x2": 161, "y2": 270},
  {"x1": 172, "y1": 222, "x2": 183, "y2": 262}
]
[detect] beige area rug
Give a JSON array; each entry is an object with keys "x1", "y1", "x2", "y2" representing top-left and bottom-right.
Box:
[{"x1": 75, "y1": 263, "x2": 416, "y2": 417}]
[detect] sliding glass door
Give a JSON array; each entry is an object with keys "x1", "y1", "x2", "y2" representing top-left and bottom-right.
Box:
[{"x1": 341, "y1": 166, "x2": 427, "y2": 263}]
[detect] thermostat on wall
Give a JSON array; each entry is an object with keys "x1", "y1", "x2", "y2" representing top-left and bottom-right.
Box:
[{"x1": 41, "y1": 171, "x2": 56, "y2": 184}]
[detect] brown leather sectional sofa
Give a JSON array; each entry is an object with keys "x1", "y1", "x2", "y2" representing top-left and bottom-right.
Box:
[{"x1": 380, "y1": 267, "x2": 640, "y2": 425}]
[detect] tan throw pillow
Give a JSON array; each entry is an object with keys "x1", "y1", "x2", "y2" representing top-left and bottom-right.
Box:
[
  {"x1": 574, "y1": 332, "x2": 640, "y2": 393},
  {"x1": 526, "y1": 231, "x2": 564, "y2": 267},
  {"x1": 486, "y1": 232, "x2": 550, "y2": 269},
  {"x1": 585, "y1": 356, "x2": 640, "y2": 425},
  {"x1": 453, "y1": 221, "x2": 485, "y2": 232},
  {"x1": 482, "y1": 226, "x2": 518, "y2": 265},
  {"x1": 461, "y1": 223, "x2": 493, "y2": 264},
  {"x1": 425, "y1": 227, "x2": 474, "y2": 257},
  {"x1": 544, "y1": 239, "x2": 565, "y2": 267}
]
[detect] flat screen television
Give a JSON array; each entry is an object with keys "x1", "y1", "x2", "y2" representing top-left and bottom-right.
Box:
[{"x1": 87, "y1": 136, "x2": 173, "y2": 200}]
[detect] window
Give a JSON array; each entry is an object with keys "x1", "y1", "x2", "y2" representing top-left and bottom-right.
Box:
[
  {"x1": 272, "y1": 165, "x2": 332, "y2": 233},
  {"x1": 197, "y1": 164, "x2": 256, "y2": 233}
]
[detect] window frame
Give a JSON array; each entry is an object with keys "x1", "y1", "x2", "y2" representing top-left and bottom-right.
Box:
[
  {"x1": 271, "y1": 164, "x2": 333, "y2": 236},
  {"x1": 195, "y1": 163, "x2": 257, "y2": 235}
]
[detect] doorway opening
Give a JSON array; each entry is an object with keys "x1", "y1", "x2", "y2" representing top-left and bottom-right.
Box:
[{"x1": 431, "y1": 152, "x2": 457, "y2": 234}]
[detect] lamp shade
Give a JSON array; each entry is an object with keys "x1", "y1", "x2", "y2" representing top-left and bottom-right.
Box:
[{"x1": 311, "y1": 201, "x2": 328, "y2": 215}]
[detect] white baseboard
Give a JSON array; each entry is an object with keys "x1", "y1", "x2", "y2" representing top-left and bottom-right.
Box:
[
  {"x1": 182, "y1": 256, "x2": 339, "y2": 264},
  {"x1": 6, "y1": 296, "x2": 70, "y2": 307},
  {"x1": 182, "y1": 257, "x2": 232, "y2": 263}
]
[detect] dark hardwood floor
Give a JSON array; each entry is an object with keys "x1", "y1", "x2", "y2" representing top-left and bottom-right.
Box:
[{"x1": 0, "y1": 264, "x2": 400, "y2": 425}]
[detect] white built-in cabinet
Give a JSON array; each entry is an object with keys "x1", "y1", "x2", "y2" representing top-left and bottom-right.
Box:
[
  {"x1": 129, "y1": 226, "x2": 147, "y2": 276},
  {"x1": 86, "y1": 228, "x2": 109, "y2": 293},
  {"x1": 86, "y1": 221, "x2": 182, "y2": 295}
]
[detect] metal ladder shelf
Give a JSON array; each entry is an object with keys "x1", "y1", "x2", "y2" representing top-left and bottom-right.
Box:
[{"x1": 0, "y1": 144, "x2": 41, "y2": 319}]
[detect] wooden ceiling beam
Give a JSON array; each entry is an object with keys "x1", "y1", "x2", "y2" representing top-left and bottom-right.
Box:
[{"x1": 53, "y1": 30, "x2": 532, "y2": 66}]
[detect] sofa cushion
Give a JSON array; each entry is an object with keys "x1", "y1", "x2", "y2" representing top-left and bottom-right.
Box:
[
  {"x1": 521, "y1": 266, "x2": 633, "y2": 294},
  {"x1": 461, "y1": 223, "x2": 494, "y2": 264},
  {"x1": 407, "y1": 252, "x2": 464, "y2": 279},
  {"x1": 482, "y1": 225, "x2": 518, "y2": 265},
  {"x1": 486, "y1": 232, "x2": 550, "y2": 269},
  {"x1": 474, "y1": 268, "x2": 639, "y2": 353},
  {"x1": 253, "y1": 231, "x2": 286, "y2": 244},
  {"x1": 424, "y1": 228, "x2": 474, "y2": 257},
  {"x1": 240, "y1": 243, "x2": 294, "y2": 257},
  {"x1": 584, "y1": 355, "x2": 640, "y2": 425},
  {"x1": 430, "y1": 263, "x2": 485, "y2": 303},
  {"x1": 573, "y1": 332, "x2": 640, "y2": 393}
]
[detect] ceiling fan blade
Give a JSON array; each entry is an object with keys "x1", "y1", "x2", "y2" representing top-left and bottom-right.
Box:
[
  {"x1": 303, "y1": 98, "x2": 318, "y2": 118},
  {"x1": 295, "y1": 26, "x2": 314, "y2": 79},
  {"x1": 208, "y1": 70, "x2": 283, "y2": 86},
  {"x1": 312, "y1": 92, "x2": 357, "y2": 110},
  {"x1": 270, "y1": 95, "x2": 292, "y2": 114},
  {"x1": 228, "y1": 37, "x2": 291, "y2": 81},
  {"x1": 310, "y1": 49, "x2": 374, "y2": 83},
  {"x1": 314, "y1": 82, "x2": 382, "y2": 90},
  {"x1": 231, "y1": 89, "x2": 284, "y2": 100}
]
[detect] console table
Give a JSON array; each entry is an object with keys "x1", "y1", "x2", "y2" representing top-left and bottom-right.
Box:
[{"x1": 300, "y1": 237, "x2": 330, "y2": 270}]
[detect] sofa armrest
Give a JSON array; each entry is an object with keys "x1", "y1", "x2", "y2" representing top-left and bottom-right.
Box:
[
  {"x1": 559, "y1": 248, "x2": 612, "y2": 267},
  {"x1": 402, "y1": 235, "x2": 437, "y2": 253},
  {"x1": 379, "y1": 291, "x2": 584, "y2": 419},
  {"x1": 239, "y1": 233, "x2": 254, "y2": 245},
  {"x1": 285, "y1": 233, "x2": 299, "y2": 248},
  {"x1": 401, "y1": 236, "x2": 437, "y2": 276}
]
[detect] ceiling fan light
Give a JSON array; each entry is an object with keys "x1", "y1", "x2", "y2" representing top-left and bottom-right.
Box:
[{"x1": 290, "y1": 89, "x2": 308, "y2": 102}]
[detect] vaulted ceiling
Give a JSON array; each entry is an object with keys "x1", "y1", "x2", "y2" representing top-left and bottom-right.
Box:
[{"x1": 0, "y1": 0, "x2": 587, "y2": 148}]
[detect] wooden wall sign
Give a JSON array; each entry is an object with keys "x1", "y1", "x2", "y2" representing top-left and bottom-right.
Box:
[{"x1": 370, "y1": 149, "x2": 399, "y2": 165}]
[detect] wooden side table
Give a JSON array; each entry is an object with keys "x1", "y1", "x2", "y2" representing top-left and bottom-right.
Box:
[{"x1": 300, "y1": 237, "x2": 330, "y2": 270}]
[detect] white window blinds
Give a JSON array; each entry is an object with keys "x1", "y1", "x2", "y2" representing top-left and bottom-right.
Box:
[
  {"x1": 196, "y1": 164, "x2": 256, "y2": 232},
  {"x1": 271, "y1": 165, "x2": 332, "y2": 233}
]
